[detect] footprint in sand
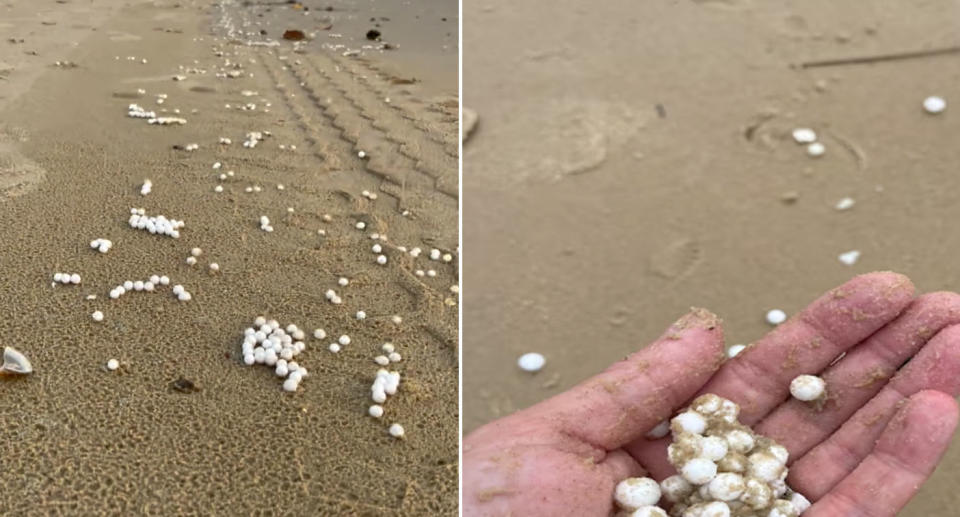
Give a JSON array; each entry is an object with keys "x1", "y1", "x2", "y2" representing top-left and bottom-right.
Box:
[
  {"x1": 474, "y1": 98, "x2": 644, "y2": 184},
  {"x1": 0, "y1": 129, "x2": 46, "y2": 201},
  {"x1": 649, "y1": 237, "x2": 703, "y2": 280}
]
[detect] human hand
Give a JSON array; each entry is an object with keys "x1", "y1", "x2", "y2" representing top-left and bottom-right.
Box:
[{"x1": 463, "y1": 272, "x2": 960, "y2": 516}]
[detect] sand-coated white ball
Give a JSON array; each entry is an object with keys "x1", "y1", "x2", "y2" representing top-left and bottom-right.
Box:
[
  {"x1": 672, "y1": 411, "x2": 707, "y2": 435},
  {"x1": 659, "y1": 475, "x2": 693, "y2": 503},
  {"x1": 614, "y1": 477, "x2": 662, "y2": 510},
  {"x1": 707, "y1": 473, "x2": 745, "y2": 501},
  {"x1": 747, "y1": 451, "x2": 784, "y2": 482},
  {"x1": 790, "y1": 374, "x2": 826, "y2": 401},
  {"x1": 629, "y1": 507, "x2": 667, "y2": 517},
  {"x1": 681, "y1": 458, "x2": 717, "y2": 485}
]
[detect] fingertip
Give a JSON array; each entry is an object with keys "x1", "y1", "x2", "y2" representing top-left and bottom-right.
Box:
[
  {"x1": 662, "y1": 307, "x2": 725, "y2": 353},
  {"x1": 856, "y1": 270, "x2": 915, "y2": 299},
  {"x1": 907, "y1": 389, "x2": 960, "y2": 424},
  {"x1": 881, "y1": 390, "x2": 960, "y2": 455},
  {"x1": 930, "y1": 322, "x2": 960, "y2": 343}
]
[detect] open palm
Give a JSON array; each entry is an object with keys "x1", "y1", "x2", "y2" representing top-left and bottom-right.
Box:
[{"x1": 463, "y1": 272, "x2": 960, "y2": 516}]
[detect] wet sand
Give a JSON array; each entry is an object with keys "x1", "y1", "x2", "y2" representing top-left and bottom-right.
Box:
[
  {"x1": 0, "y1": 0, "x2": 458, "y2": 514},
  {"x1": 462, "y1": 1, "x2": 960, "y2": 515}
]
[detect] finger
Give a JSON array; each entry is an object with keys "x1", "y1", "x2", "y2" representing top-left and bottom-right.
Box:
[
  {"x1": 699, "y1": 271, "x2": 914, "y2": 424},
  {"x1": 788, "y1": 324, "x2": 960, "y2": 499},
  {"x1": 623, "y1": 272, "x2": 914, "y2": 480},
  {"x1": 534, "y1": 308, "x2": 725, "y2": 451},
  {"x1": 807, "y1": 390, "x2": 958, "y2": 516},
  {"x1": 755, "y1": 292, "x2": 960, "y2": 457},
  {"x1": 603, "y1": 449, "x2": 646, "y2": 482}
]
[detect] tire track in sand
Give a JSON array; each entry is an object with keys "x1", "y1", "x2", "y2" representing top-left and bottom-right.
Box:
[
  {"x1": 294, "y1": 51, "x2": 459, "y2": 202},
  {"x1": 324, "y1": 52, "x2": 458, "y2": 156}
]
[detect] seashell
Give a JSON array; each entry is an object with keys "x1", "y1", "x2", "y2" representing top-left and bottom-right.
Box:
[{"x1": 2, "y1": 346, "x2": 33, "y2": 374}]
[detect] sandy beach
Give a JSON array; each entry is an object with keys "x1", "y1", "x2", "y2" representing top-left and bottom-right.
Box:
[
  {"x1": 0, "y1": 0, "x2": 458, "y2": 514},
  {"x1": 463, "y1": 1, "x2": 959, "y2": 515}
]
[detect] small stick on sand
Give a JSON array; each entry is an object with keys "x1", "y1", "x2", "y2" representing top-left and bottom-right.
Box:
[{"x1": 799, "y1": 45, "x2": 960, "y2": 69}]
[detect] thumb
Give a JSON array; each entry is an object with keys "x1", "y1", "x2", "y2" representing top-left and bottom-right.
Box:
[{"x1": 535, "y1": 307, "x2": 725, "y2": 451}]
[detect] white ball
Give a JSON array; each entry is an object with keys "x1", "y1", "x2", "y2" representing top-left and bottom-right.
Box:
[
  {"x1": 707, "y1": 473, "x2": 745, "y2": 501},
  {"x1": 923, "y1": 95, "x2": 946, "y2": 114},
  {"x1": 747, "y1": 452, "x2": 784, "y2": 482},
  {"x1": 614, "y1": 477, "x2": 662, "y2": 511},
  {"x1": 681, "y1": 458, "x2": 718, "y2": 485},
  {"x1": 672, "y1": 411, "x2": 707, "y2": 435},
  {"x1": 329, "y1": 343, "x2": 341, "y2": 353},
  {"x1": 790, "y1": 492, "x2": 812, "y2": 513},
  {"x1": 313, "y1": 328, "x2": 326, "y2": 339},
  {"x1": 727, "y1": 344, "x2": 746, "y2": 358},
  {"x1": 765, "y1": 309, "x2": 787, "y2": 325},
  {"x1": 338, "y1": 335, "x2": 351, "y2": 345},
  {"x1": 790, "y1": 374, "x2": 826, "y2": 401},
  {"x1": 275, "y1": 364, "x2": 289, "y2": 377},
  {"x1": 368, "y1": 405, "x2": 384, "y2": 418},
  {"x1": 629, "y1": 507, "x2": 667, "y2": 517},
  {"x1": 693, "y1": 502, "x2": 730, "y2": 517},
  {"x1": 724, "y1": 429, "x2": 755, "y2": 454},
  {"x1": 700, "y1": 436, "x2": 729, "y2": 461},
  {"x1": 388, "y1": 423, "x2": 404, "y2": 438},
  {"x1": 659, "y1": 475, "x2": 693, "y2": 503},
  {"x1": 806, "y1": 142, "x2": 825, "y2": 157},
  {"x1": 70, "y1": 274, "x2": 81, "y2": 284},
  {"x1": 767, "y1": 500, "x2": 798, "y2": 517},
  {"x1": 338, "y1": 277, "x2": 348, "y2": 286},
  {"x1": 376, "y1": 254, "x2": 387, "y2": 265},
  {"x1": 243, "y1": 353, "x2": 255, "y2": 365},
  {"x1": 172, "y1": 285, "x2": 184, "y2": 295},
  {"x1": 123, "y1": 281, "x2": 134, "y2": 290},
  {"x1": 791, "y1": 128, "x2": 817, "y2": 144},
  {"x1": 92, "y1": 311, "x2": 104, "y2": 322},
  {"x1": 282, "y1": 378, "x2": 299, "y2": 392},
  {"x1": 106, "y1": 359, "x2": 119, "y2": 371},
  {"x1": 517, "y1": 352, "x2": 545, "y2": 372},
  {"x1": 356, "y1": 311, "x2": 366, "y2": 320}
]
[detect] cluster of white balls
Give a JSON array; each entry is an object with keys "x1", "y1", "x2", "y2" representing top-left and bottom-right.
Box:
[
  {"x1": 148, "y1": 116, "x2": 187, "y2": 126},
  {"x1": 52, "y1": 272, "x2": 82, "y2": 285},
  {"x1": 127, "y1": 103, "x2": 156, "y2": 119},
  {"x1": 90, "y1": 238, "x2": 113, "y2": 253},
  {"x1": 324, "y1": 288, "x2": 343, "y2": 305},
  {"x1": 106, "y1": 275, "x2": 187, "y2": 301},
  {"x1": 240, "y1": 317, "x2": 310, "y2": 392},
  {"x1": 614, "y1": 394, "x2": 810, "y2": 517},
  {"x1": 328, "y1": 334, "x2": 351, "y2": 353},
  {"x1": 243, "y1": 131, "x2": 266, "y2": 148},
  {"x1": 429, "y1": 248, "x2": 454, "y2": 263},
  {"x1": 371, "y1": 369, "x2": 401, "y2": 404},
  {"x1": 128, "y1": 208, "x2": 185, "y2": 238},
  {"x1": 373, "y1": 342, "x2": 402, "y2": 366},
  {"x1": 259, "y1": 215, "x2": 274, "y2": 232},
  {"x1": 791, "y1": 128, "x2": 824, "y2": 158}
]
